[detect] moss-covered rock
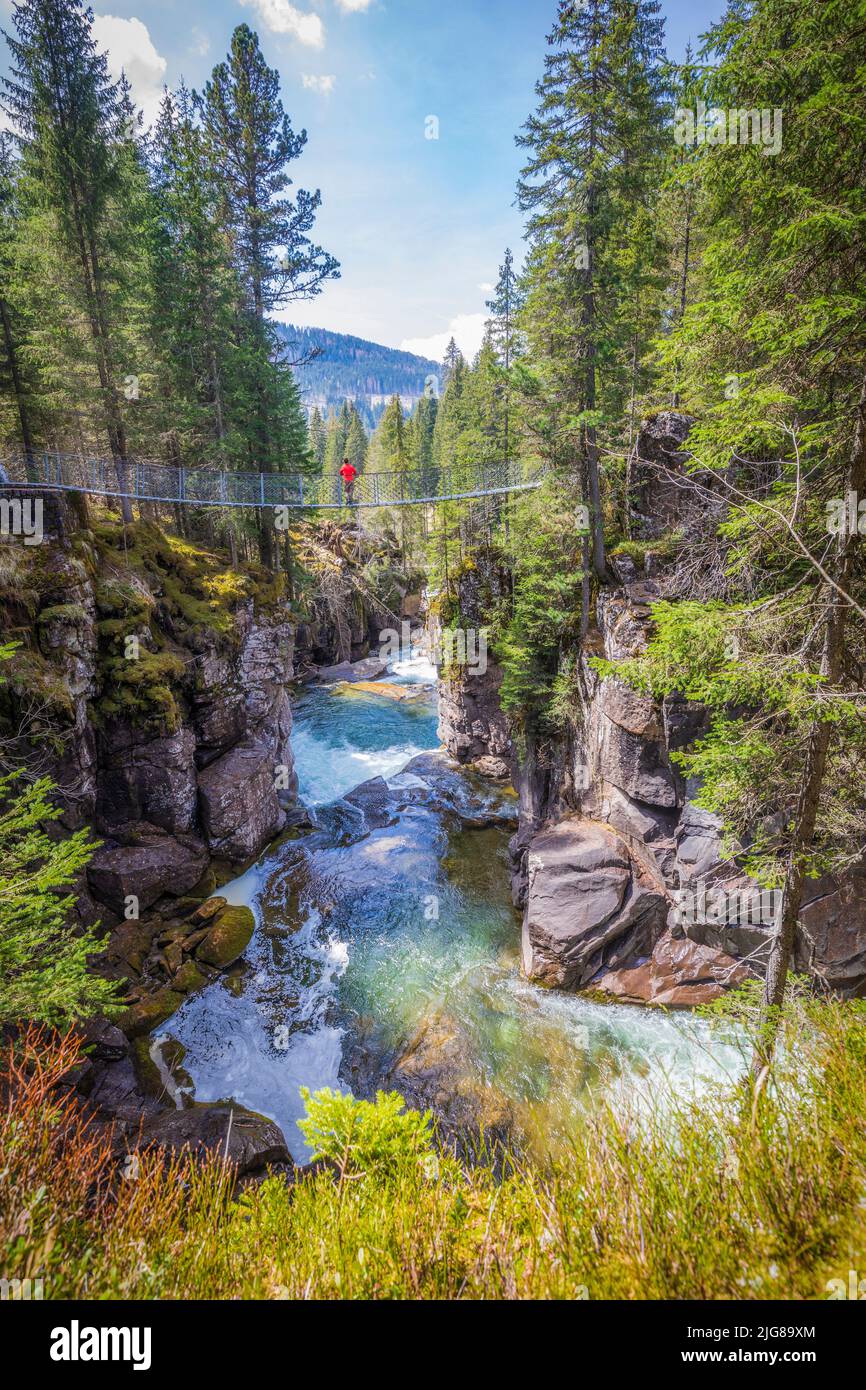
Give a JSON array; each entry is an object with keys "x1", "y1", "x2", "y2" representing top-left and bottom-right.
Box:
[
  {"x1": 172, "y1": 959, "x2": 209, "y2": 994},
  {"x1": 189, "y1": 895, "x2": 228, "y2": 925},
  {"x1": 119, "y1": 987, "x2": 185, "y2": 1038},
  {"x1": 195, "y1": 905, "x2": 255, "y2": 968}
]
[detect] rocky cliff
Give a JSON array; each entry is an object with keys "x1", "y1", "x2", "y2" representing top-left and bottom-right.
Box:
[
  {"x1": 1, "y1": 511, "x2": 415, "y2": 921},
  {"x1": 440, "y1": 415, "x2": 866, "y2": 1006},
  {"x1": 436, "y1": 552, "x2": 514, "y2": 780},
  {"x1": 2, "y1": 516, "x2": 299, "y2": 924}
]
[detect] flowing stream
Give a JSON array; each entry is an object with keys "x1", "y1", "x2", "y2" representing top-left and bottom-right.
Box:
[{"x1": 161, "y1": 656, "x2": 745, "y2": 1161}]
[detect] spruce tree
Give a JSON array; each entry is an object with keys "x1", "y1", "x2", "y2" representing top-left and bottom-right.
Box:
[
  {"x1": 3, "y1": 0, "x2": 144, "y2": 521},
  {"x1": 0, "y1": 133, "x2": 37, "y2": 463},
  {"x1": 486, "y1": 247, "x2": 524, "y2": 461},
  {"x1": 517, "y1": 0, "x2": 668, "y2": 577},
  {"x1": 201, "y1": 24, "x2": 338, "y2": 562},
  {"x1": 308, "y1": 405, "x2": 327, "y2": 470},
  {"x1": 148, "y1": 84, "x2": 238, "y2": 467}
]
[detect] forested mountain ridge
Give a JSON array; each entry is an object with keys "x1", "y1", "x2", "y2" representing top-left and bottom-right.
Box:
[{"x1": 276, "y1": 323, "x2": 439, "y2": 426}]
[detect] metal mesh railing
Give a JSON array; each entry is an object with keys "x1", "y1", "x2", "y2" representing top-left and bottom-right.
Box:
[{"x1": 0, "y1": 452, "x2": 543, "y2": 509}]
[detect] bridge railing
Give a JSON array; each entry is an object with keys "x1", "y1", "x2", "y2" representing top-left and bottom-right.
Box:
[{"x1": 0, "y1": 452, "x2": 542, "y2": 509}]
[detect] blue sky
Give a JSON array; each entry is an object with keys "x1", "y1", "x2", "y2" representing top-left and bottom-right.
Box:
[{"x1": 1, "y1": 0, "x2": 728, "y2": 359}]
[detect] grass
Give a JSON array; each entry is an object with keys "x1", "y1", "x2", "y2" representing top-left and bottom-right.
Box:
[{"x1": 2, "y1": 994, "x2": 866, "y2": 1300}]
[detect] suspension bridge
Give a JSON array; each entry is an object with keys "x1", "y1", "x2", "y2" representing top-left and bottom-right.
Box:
[{"x1": 0, "y1": 452, "x2": 543, "y2": 510}]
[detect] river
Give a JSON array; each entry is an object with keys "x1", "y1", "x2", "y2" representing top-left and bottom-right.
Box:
[{"x1": 159, "y1": 655, "x2": 745, "y2": 1161}]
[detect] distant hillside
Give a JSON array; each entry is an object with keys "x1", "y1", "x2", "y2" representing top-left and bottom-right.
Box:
[{"x1": 274, "y1": 324, "x2": 439, "y2": 427}]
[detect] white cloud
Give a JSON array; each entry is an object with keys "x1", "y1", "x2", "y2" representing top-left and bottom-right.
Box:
[
  {"x1": 302, "y1": 74, "x2": 337, "y2": 95},
  {"x1": 478, "y1": 282, "x2": 494, "y2": 293},
  {"x1": 335, "y1": 0, "x2": 375, "y2": 11},
  {"x1": 91, "y1": 14, "x2": 167, "y2": 128},
  {"x1": 240, "y1": 0, "x2": 325, "y2": 48},
  {"x1": 401, "y1": 313, "x2": 488, "y2": 364},
  {"x1": 189, "y1": 27, "x2": 210, "y2": 58}
]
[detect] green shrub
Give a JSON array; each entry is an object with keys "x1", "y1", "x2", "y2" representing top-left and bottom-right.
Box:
[{"x1": 298, "y1": 1087, "x2": 434, "y2": 1181}]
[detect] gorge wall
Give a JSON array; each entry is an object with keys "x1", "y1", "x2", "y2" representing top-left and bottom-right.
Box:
[
  {"x1": 439, "y1": 415, "x2": 866, "y2": 1006},
  {"x1": 0, "y1": 504, "x2": 408, "y2": 976}
]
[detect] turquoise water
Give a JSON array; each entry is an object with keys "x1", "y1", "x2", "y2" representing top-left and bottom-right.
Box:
[{"x1": 161, "y1": 659, "x2": 745, "y2": 1161}]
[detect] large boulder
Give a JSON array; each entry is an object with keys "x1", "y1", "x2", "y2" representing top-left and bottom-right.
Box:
[
  {"x1": 521, "y1": 819, "x2": 668, "y2": 989},
  {"x1": 197, "y1": 743, "x2": 285, "y2": 862},
  {"x1": 594, "y1": 933, "x2": 749, "y2": 1008},
  {"x1": 87, "y1": 833, "x2": 208, "y2": 913},
  {"x1": 137, "y1": 1104, "x2": 291, "y2": 1177}
]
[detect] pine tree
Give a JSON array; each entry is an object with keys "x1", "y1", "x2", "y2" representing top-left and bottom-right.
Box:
[
  {"x1": 148, "y1": 84, "x2": 238, "y2": 467},
  {"x1": 324, "y1": 400, "x2": 351, "y2": 472},
  {"x1": 3, "y1": 0, "x2": 146, "y2": 522},
  {"x1": 202, "y1": 24, "x2": 339, "y2": 326},
  {"x1": 517, "y1": 0, "x2": 668, "y2": 578},
  {"x1": 201, "y1": 24, "x2": 338, "y2": 562},
  {"x1": 660, "y1": 0, "x2": 866, "y2": 1044},
  {"x1": 0, "y1": 646, "x2": 119, "y2": 1025},
  {"x1": 410, "y1": 393, "x2": 438, "y2": 492},
  {"x1": 308, "y1": 405, "x2": 327, "y2": 470},
  {"x1": 371, "y1": 395, "x2": 409, "y2": 478},
  {"x1": 0, "y1": 133, "x2": 37, "y2": 463},
  {"x1": 344, "y1": 405, "x2": 368, "y2": 472},
  {"x1": 486, "y1": 247, "x2": 524, "y2": 461}
]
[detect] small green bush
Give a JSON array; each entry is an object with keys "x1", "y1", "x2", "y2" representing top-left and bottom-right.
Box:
[{"x1": 298, "y1": 1087, "x2": 434, "y2": 1180}]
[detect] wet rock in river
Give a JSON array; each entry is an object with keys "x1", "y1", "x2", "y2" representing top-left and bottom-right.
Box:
[
  {"x1": 521, "y1": 818, "x2": 668, "y2": 990},
  {"x1": 136, "y1": 1104, "x2": 292, "y2": 1178},
  {"x1": 315, "y1": 657, "x2": 388, "y2": 683},
  {"x1": 118, "y1": 987, "x2": 186, "y2": 1039},
  {"x1": 195, "y1": 904, "x2": 255, "y2": 969},
  {"x1": 593, "y1": 934, "x2": 749, "y2": 1008},
  {"x1": 337, "y1": 679, "x2": 426, "y2": 702}
]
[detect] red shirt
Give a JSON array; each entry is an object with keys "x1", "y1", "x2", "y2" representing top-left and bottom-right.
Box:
[{"x1": 340, "y1": 463, "x2": 358, "y2": 482}]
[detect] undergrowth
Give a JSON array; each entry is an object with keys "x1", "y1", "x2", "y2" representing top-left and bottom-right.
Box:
[{"x1": 2, "y1": 994, "x2": 866, "y2": 1300}]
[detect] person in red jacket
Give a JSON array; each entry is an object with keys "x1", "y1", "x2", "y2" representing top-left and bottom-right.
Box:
[{"x1": 339, "y1": 457, "x2": 358, "y2": 505}]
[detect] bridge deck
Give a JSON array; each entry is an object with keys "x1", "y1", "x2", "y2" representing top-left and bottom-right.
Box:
[{"x1": 0, "y1": 454, "x2": 542, "y2": 509}]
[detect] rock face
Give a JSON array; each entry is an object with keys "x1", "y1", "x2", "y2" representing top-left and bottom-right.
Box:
[
  {"x1": 198, "y1": 745, "x2": 286, "y2": 861},
  {"x1": 2, "y1": 536, "x2": 299, "y2": 920},
  {"x1": 628, "y1": 411, "x2": 724, "y2": 541},
  {"x1": 796, "y1": 863, "x2": 866, "y2": 995},
  {"x1": 436, "y1": 413, "x2": 866, "y2": 1003},
  {"x1": 521, "y1": 820, "x2": 668, "y2": 990},
  {"x1": 595, "y1": 935, "x2": 750, "y2": 1008},
  {"x1": 436, "y1": 553, "x2": 514, "y2": 773},
  {"x1": 438, "y1": 661, "x2": 512, "y2": 767}
]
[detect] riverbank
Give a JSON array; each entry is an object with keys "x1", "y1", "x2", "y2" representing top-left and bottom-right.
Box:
[{"x1": 4, "y1": 993, "x2": 866, "y2": 1300}]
